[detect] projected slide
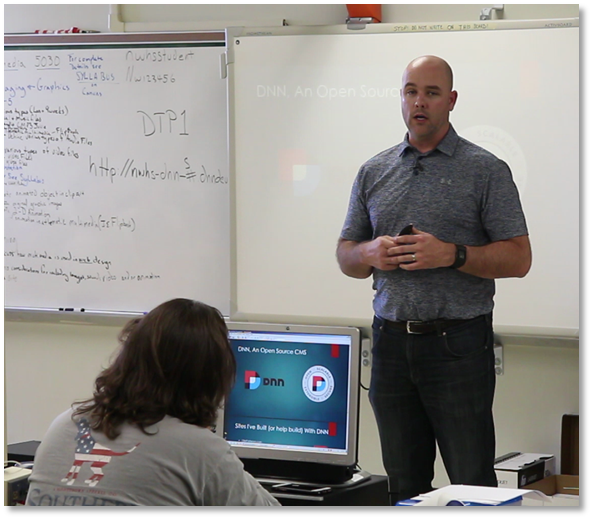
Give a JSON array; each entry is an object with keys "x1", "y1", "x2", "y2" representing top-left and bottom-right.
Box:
[{"x1": 224, "y1": 335, "x2": 350, "y2": 452}]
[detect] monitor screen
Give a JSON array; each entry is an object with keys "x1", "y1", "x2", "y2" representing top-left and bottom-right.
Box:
[{"x1": 218, "y1": 321, "x2": 361, "y2": 471}]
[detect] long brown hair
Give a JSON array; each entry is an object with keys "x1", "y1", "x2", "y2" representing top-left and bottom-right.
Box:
[{"x1": 73, "y1": 298, "x2": 236, "y2": 439}]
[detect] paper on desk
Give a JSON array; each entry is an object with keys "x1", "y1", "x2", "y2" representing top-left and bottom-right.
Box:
[{"x1": 411, "y1": 485, "x2": 551, "y2": 506}]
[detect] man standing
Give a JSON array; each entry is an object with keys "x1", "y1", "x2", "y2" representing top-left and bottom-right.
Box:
[{"x1": 337, "y1": 55, "x2": 531, "y2": 503}]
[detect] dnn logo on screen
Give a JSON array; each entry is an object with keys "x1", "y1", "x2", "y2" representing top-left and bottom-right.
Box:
[
  {"x1": 313, "y1": 375, "x2": 326, "y2": 392},
  {"x1": 244, "y1": 370, "x2": 284, "y2": 390},
  {"x1": 302, "y1": 366, "x2": 334, "y2": 403},
  {"x1": 244, "y1": 370, "x2": 261, "y2": 390}
]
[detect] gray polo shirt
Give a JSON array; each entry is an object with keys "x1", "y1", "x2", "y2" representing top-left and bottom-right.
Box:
[{"x1": 340, "y1": 125, "x2": 528, "y2": 321}]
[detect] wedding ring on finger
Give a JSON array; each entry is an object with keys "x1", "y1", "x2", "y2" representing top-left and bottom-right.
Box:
[{"x1": 412, "y1": 253, "x2": 417, "y2": 262}]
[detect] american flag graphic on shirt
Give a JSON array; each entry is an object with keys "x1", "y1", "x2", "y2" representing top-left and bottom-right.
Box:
[
  {"x1": 76, "y1": 419, "x2": 96, "y2": 454},
  {"x1": 61, "y1": 418, "x2": 140, "y2": 487}
]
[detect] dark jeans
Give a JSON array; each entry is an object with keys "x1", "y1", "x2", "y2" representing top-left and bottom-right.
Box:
[{"x1": 369, "y1": 314, "x2": 497, "y2": 503}]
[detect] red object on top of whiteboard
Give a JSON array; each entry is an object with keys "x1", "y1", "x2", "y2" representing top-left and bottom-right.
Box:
[{"x1": 346, "y1": 5, "x2": 382, "y2": 23}]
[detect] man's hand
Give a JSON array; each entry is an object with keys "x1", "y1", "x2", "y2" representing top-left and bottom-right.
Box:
[
  {"x1": 389, "y1": 227, "x2": 455, "y2": 270},
  {"x1": 389, "y1": 226, "x2": 532, "y2": 278},
  {"x1": 337, "y1": 236, "x2": 398, "y2": 279},
  {"x1": 363, "y1": 236, "x2": 400, "y2": 271}
]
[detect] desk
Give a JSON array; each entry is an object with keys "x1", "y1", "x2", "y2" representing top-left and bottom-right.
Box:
[{"x1": 264, "y1": 475, "x2": 389, "y2": 506}]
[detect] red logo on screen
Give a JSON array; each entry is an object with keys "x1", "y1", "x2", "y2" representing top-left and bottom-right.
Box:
[{"x1": 244, "y1": 370, "x2": 261, "y2": 390}]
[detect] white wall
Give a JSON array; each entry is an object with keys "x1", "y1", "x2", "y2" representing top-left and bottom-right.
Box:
[
  {"x1": 3, "y1": 3, "x2": 580, "y2": 487},
  {"x1": 4, "y1": 322, "x2": 120, "y2": 443}
]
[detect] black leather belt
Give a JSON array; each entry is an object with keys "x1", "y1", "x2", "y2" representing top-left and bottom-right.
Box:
[{"x1": 381, "y1": 318, "x2": 473, "y2": 335}]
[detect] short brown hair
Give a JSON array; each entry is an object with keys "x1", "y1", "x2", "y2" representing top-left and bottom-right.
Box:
[{"x1": 73, "y1": 298, "x2": 236, "y2": 439}]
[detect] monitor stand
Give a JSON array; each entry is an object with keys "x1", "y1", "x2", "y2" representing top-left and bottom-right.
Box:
[
  {"x1": 332, "y1": 469, "x2": 372, "y2": 488},
  {"x1": 257, "y1": 469, "x2": 372, "y2": 489},
  {"x1": 243, "y1": 458, "x2": 359, "y2": 484}
]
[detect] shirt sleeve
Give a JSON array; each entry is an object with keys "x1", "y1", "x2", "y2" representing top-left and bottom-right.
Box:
[
  {"x1": 340, "y1": 166, "x2": 373, "y2": 242},
  {"x1": 204, "y1": 448, "x2": 281, "y2": 506},
  {"x1": 480, "y1": 159, "x2": 529, "y2": 242}
]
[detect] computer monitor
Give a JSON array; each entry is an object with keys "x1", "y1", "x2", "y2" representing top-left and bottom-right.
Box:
[{"x1": 217, "y1": 321, "x2": 361, "y2": 483}]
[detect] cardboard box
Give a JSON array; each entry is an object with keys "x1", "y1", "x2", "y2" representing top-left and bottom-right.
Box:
[
  {"x1": 523, "y1": 414, "x2": 579, "y2": 507},
  {"x1": 524, "y1": 414, "x2": 580, "y2": 506},
  {"x1": 494, "y1": 452, "x2": 555, "y2": 488},
  {"x1": 523, "y1": 475, "x2": 579, "y2": 507}
]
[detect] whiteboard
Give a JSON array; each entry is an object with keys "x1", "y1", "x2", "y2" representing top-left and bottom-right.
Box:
[
  {"x1": 4, "y1": 35, "x2": 230, "y2": 315},
  {"x1": 230, "y1": 23, "x2": 579, "y2": 338}
]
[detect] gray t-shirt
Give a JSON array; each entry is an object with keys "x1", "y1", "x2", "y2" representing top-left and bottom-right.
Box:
[
  {"x1": 25, "y1": 409, "x2": 280, "y2": 506},
  {"x1": 340, "y1": 125, "x2": 528, "y2": 321}
]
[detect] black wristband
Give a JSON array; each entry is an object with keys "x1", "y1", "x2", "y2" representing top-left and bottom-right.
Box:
[{"x1": 450, "y1": 244, "x2": 467, "y2": 269}]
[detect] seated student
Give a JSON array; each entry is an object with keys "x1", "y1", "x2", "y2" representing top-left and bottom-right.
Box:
[{"x1": 25, "y1": 298, "x2": 280, "y2": 506}]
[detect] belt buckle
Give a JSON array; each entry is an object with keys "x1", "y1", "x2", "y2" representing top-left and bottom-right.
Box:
[{"x1": 406, "y1": 320, "x2": 423, "y2": 334}]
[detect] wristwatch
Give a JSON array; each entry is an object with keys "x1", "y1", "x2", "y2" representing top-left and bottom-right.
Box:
[{"x1": 450, "y1": 244, "x2": 467, "y2": 269}]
